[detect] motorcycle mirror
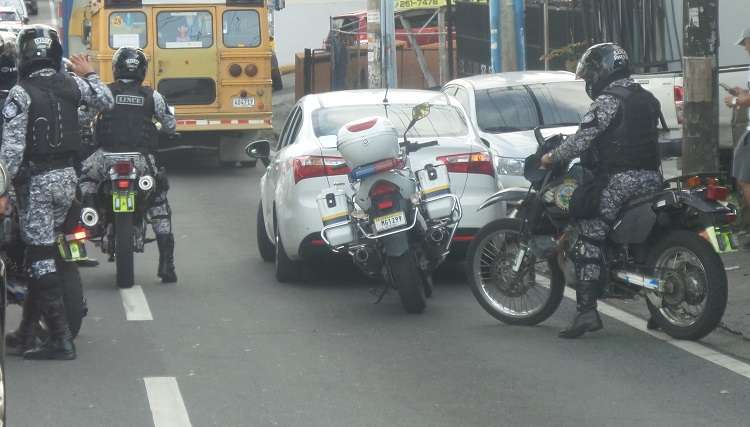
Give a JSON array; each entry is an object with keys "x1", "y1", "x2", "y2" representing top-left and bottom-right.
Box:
[
  {"x1": 245, "y1": 140, "x2": 271, "y2": 167},
  {"x1": 411, "y1": 102, "x2": 430, "y2": 122}
]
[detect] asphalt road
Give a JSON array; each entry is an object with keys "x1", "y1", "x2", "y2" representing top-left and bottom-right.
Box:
[{"x1": 8, "y1": 5, "x2": 750, "y2": 427}]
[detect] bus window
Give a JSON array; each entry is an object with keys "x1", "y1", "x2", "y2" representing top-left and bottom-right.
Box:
[
  {"x1": 157, "y1": 11, "x2": 213, "y2": 49},
  {"x1": 109, "y1": 12, "x2": 147, "y2": 49},
  {"x1": 222, "y1": 10, "x2": 261, "y2": 48}
]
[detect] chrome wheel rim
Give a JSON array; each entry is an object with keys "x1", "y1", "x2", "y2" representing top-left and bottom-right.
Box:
[{"x1": 472, "y1": 228, "x2": 553, "y2": 318}]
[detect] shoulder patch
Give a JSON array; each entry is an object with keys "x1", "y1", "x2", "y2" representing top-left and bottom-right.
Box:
[
  {"x1": 2, "y1": 99, "x2": 20, "y2": 120},
  {"x1": 580, "y1": 110, "x2": 598, "y2": 129}
]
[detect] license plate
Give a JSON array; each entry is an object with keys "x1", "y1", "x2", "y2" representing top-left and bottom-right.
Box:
[
  {"x1": 113, "y1": 192, "x2": 135, "y2": 213},
  {"x1": 232, "y1": 97, "x2": 255, "y2": 108},
  {"x1": 374, "y1": 211, "x2": 407, "y2": 232}
]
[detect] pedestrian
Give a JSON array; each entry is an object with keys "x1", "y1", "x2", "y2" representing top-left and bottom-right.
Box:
[
  {"x1": 541, "y1": 43, "x2": 663, "y2": 339},
  {"x1": 2, "y1": 25, "x2": 114, "y2": 360},
  {"x1": 725, "y1": 27, "x2": 750, "y2": 247},
  {"x1": 79, "y1": 46, "x2": 178, "y2": 283}
]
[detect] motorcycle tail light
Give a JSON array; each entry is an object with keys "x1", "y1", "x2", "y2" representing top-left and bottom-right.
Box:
[
  {"x1": 724, "y1": 212, "x2": 737, "y2": 224},
  {"x1": 437, "y1": 152, "x2": 494, "y2": 176},
  {"x1": 292, "y1": 156, "x2": 350, "y2": 183},
  {"x1": 114, "y1": 161, "x2": 133, "y2": 175},
  {"x1": 117, "y1": 179, "x2": 130, "y2": 189},
  {"x1": 65, "y1": 224, "x2": 89, "y2": 242},
  {"x1": 369, "y1": 181, "x2": 399, "y2": 198},
  {"x1": 705, "y1": 185, "x2": 729, "y2": 201},
  {"x1": 377, "y1": 199, "x2": 394, "y2": 210}
]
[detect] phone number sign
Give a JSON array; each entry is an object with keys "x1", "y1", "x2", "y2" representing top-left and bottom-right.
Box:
[{"x1": 395, "y1": 0, "x2": 487, "y2": 11}]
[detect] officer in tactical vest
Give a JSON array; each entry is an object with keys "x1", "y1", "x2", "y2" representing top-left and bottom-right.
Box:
[
  {"x1": 1, "y1": 25, "x2": 114, "y2": 360},
  {"x1": 541, "y1": 43, "x2": 663, "y2": 339},
  {"x1": 79, "y1": 46, "x2": 178, "y2": 283}
]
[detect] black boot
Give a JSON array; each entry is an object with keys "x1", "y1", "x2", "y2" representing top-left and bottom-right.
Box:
[
  {"x1": 559, "y1": 281, "x2": 603, "y2": 339},
  {"x1": 24, "y1": 275, "x2": 76, "y2": 361},
  {"x1": 6, "y1": 291, "x2": 42, "y2": 353},
  {"x1": 157, "y1": 234, "x2": 177, "y2": 283}
]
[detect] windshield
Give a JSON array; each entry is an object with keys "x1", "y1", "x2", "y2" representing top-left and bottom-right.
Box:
[
  {"x1": 312, "y1": 104, "x2": 469, "y2": 141},
  {"x1": 475, "y1": 81, "x2": 589, "y2": 133}
]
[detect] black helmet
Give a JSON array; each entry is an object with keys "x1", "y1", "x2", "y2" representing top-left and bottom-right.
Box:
[
  {"x1": 112, "y1": 47, "x2": 148, "y2": 82},
  {"x1": 17, "y1": 24, "x2": 63, "y2": 78},
  {"x1": 575, "y1": 43, "x2": 631, "y2": 100},
  {"x1": 0, "y1": 32, "x2": 17, "y2": 91}
]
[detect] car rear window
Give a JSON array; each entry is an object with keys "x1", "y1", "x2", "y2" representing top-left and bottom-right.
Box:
[{"x1": 312, "y1": 104, "x2": 468, "y2": 140}]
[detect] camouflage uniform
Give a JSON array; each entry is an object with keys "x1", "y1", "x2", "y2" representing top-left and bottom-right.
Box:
[
  {"x1": 549, "y1": 78, "x2": 663, "y2": 284},
  {"x1": 79, "y1": 87, "x2": 176, "y2": 237},
  {"x1": 0, "y1": 68, "x2": 114, "y2": 278}
]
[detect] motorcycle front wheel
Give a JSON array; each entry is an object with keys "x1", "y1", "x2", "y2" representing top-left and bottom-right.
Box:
[
  {"x1": 389, "y1": 253, "x2": 426, "y2": 314},
  {"x1": 645, "y1": 230, "x2": 728, "y2": 340},
  {"x1": 114, "y1": 212, "x2": 135, "y2": 289},
  {"x1": 466, "y1": 218, "x2": 565, "y2": 325}
]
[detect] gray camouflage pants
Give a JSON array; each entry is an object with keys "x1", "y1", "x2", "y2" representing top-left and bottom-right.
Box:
[
  {"x1": 18, "y1": 167, "x2": 78, "y2": 278},
  {"x1": 79, "y1": 149, "x2": 172, "y2": 236},
  {"x1": 572, "y1": 170, "x2": 663, "y2": 282}
]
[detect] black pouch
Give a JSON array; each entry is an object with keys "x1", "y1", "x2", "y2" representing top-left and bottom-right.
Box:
[{"x1": 569, "y1": 178, "x2": 607, "y2": 219}]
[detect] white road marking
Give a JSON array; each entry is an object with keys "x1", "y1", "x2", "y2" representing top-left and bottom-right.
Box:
[
  {"x1": 555, "y1": 284, "x2": 750, "y2": 380},
  {"x1": 144, "y1": 377, "x2": 193, "y2": 427},
  {"x1": 120, "y1": 286, "x2": 153, "y2": 321},
  {"x1": 48, "y1": 0, "x2": 57, "y2": 27}
]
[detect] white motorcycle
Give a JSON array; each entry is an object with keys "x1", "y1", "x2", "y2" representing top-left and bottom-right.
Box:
[{"x1": 316, "y1": 103, "x2": 462, "y2": 313}]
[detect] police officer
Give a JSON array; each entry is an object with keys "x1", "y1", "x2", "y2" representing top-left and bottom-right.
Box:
[
  {"x1": 541, "y1": 43, "x2": 663, "y2": 339},
  {"x1": 1, "y1": 25, "x2": 114, "y2": 360},
  {"x1": 79, "y1": 46, "x2": 178, "y2": 283}
]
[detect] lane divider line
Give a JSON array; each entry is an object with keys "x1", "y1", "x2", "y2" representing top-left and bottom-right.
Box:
[
  {"x1": 144, "y1": 377, "x2": 193, "y2": 427},
  {"x1": 120, "y1": 286, "x2": 154, "y2": 321}
]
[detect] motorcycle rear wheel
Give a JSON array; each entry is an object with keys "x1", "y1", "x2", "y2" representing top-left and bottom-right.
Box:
[
  {"x1": 115, "y1": 213, "x2": 135, "y2": 289},
  {"x1": 645, "y1": 230, "x2": 727, "y2": 340},
  {"x1": 389, "y1": 253, "x2": 426, "y2": 314},
  {"x1": 466, "y1": 218, "x2": 565, "y2": 326}
]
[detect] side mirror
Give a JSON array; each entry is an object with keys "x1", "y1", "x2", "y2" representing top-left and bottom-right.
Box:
[
  {"x1": 411, "y1": 102, "x2": 430, "y2": 123},
  {"x1": 245, "y1": 140, "x2": 271, "y2": 166}
]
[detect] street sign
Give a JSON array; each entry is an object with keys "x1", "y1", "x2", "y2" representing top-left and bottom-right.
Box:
[{"x1": 395, "y1": 0, "x2": 486, "y2": 12}]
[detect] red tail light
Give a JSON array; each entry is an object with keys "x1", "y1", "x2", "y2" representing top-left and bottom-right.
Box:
[
  {"x1": 117, "y1": 179, "x2": 130, "y2": 189},
  {"x1": 114, "y1": 161, "x2": 133, "y2": 175},
  {"x1": 705, "y1": 185, "x2": 729, "y2": 201},
  {"x1": 347, "y1": 118, "x2": 378, "y2": 133},
  {"x1": 66, "y1": 224, "x2": 89, "y2": 242},
  {"x1": 292, "y1": 156, "x2": 350, "y2": 183},
  {"x1": 674, "y1": 86, "x2": 685, "y2": 125},
  {"x1": 370, "y1": 181, "x2": 399, "y2": 198},
  {"x1": 437, "y1": 152, "x2": 494, "y2": 176},
  {"x1": 377, "y1": 199, "x2": 394, "y2": 210}
]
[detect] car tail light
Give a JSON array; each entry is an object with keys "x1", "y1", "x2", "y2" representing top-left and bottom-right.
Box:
[
  {"x1": 437, "y1": 152, "x2": 494, "y2": 176},
  {"x1": 705, "y1": 185, "x2": 729, "y2": 201},
  {"x1": 114, "y1": 161, "x2": 133, "y2": 175},
  {"x1": 292, "y1": 156, "x2": 350, "y2": 183},
  {"x1": 117, "y1": 179, "x2": 130, "y2": 190},
  {"x1": 369, "y1": 181, "x2": 399, "y2": 198},
  {"x1": 65, "y1": 224, "x2": 88, "y2": 242},
  {"x1": 674, "y1": 85, "x2": 684, "y2": 125}
]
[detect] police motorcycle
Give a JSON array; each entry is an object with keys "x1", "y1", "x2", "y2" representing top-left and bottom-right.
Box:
[
  {"x1": 80, "y1": 153, "x2": 162, "y2": 289},
  {"x1": 0, "y1": 164, "x2": 88, "y2": 343},
  {"x1": 315, "y1": 104, "x2": 461, "y2": 313},
  {"x1": 466, "y1": 129, "x2": 733, "y2": 340}
]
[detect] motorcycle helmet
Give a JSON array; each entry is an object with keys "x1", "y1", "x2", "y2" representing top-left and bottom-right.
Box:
[
  {"x1": 575, "y1": 43, "x2": 631, "y2": 100},
  {"x1": 17, "y1": 24, "x2": 63, "y2": 78},
  {"x1": 112, "y1": 46, "x2": 148, "y2": 82},
  {"x1": 0, "y1": 32, "x2": 17, "y2": 91}
]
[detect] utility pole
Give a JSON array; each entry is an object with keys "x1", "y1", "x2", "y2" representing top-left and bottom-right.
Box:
[
  {"x1": 367, "y1": 0, "x2": 382, "y2": 88},
  {"x1": 681, "y1": 0, "x2": 720, "y2": 174},
  {"x1": 382, "y1": 0, "x2": 397, "y2": 88},
  {"x1": 489, "y1": 0, "x2": 501, "y2": 72},
  {"x1": 543, "y1": 0, "x2": 549, "y2": 70}
]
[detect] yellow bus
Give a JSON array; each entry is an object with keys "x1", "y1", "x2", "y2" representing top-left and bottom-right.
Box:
[{"x1": 64, "y1": 0, "x2": 285, "y2": 166}]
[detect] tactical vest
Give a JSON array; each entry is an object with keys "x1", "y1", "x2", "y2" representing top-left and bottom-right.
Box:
[
  {"x1": 96, "y1": 81, "x2": 157, "y2": 153},
  {"x1": 19, "y1": 72, "x2": 82, "y2": 165},
  {"x1": 593, "y1": 84, "x2": 661, "y2": 175}
]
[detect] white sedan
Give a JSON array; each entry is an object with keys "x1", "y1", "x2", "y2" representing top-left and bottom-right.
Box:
[
  {"x1": 442, "y1": 71, "x2": 590, "y2": 188},
  {"x1": 248, "y1": 89, "x2": 503, "y2": 282}
]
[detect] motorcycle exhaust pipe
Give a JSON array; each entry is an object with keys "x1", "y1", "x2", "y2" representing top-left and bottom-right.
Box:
[
  {"x1": 138, "y1": 175, "x2": 155, "y2": 191},
  {"x1": 81, "y1": 207, "x2": 99, "y2": 227}
]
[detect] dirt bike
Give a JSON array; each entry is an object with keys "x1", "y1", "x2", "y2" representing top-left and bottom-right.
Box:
[
  {"x1": 81, "y1": 152, "x2": 161, "y2": 289},
  {"x1": 466, "y1": 129, "x2": 733, "y2": 340}
]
